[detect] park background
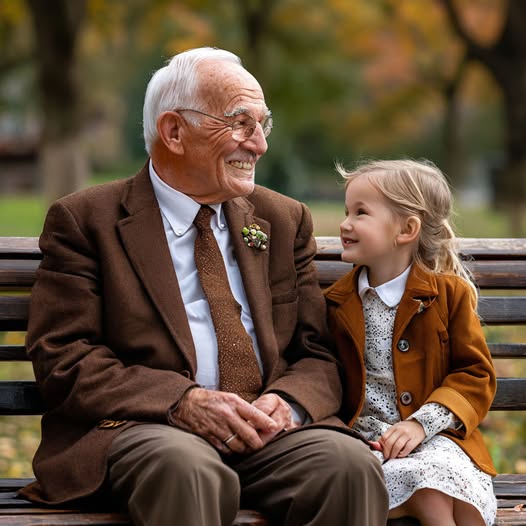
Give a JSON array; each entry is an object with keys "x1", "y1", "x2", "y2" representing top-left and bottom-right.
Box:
[{"x1": 1, "y1": 0, "x2": 525, "y2": 478}]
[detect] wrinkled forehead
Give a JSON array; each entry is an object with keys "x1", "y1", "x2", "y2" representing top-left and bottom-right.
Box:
[{"x1": 196, "y1": 60, "x2": 268, "y2": 116}]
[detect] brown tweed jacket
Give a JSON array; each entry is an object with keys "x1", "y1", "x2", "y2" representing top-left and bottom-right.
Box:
[{"x1": 20, "y1": 164, "x2": 344, "y2": 504}]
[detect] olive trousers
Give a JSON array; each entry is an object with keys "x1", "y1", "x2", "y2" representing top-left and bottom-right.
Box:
[{"x1": 108, "y1": 423, "x2": 388, "y2": 526}]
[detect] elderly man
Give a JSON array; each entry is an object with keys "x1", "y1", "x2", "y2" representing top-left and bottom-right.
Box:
[{"x1": 21, "y1": 47, "x2": 388, "y2": 525}]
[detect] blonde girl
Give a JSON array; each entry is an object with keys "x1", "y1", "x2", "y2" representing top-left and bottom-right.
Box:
[{"x1": 324, "y1": 159, "x2": 497, "y2": 525}]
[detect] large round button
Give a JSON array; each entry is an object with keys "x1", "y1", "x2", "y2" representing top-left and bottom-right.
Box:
[
  {"x1": 397, "y1": 339, "x2": 410, "y2": 352},
  {"x1": 400, "y1": 391, "x2": 413, "y2": 405}
]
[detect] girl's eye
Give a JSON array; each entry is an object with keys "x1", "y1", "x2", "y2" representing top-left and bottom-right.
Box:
[{"x1": 356, "y1": 208, "x2": 367, "y2": 215}]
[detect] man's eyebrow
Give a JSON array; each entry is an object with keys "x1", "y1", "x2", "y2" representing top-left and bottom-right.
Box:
[
  {"x1": 224, "y1": 107, "x2": 249, "y2": 118},
  {"x1": 224, "y1": 106, "x2": 272, "y2": 118}
]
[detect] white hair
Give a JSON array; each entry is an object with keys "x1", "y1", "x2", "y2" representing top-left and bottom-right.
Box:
[{"x1": 142, "y1": 47, "x2": 242, "y2": 154}]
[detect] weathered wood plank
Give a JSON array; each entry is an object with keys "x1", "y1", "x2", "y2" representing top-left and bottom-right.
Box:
[
  {"x1": 0, "y1": 378, "x2": 523, "y2": 414},
  {"x1": 0, "y1": 260, "x2": 39, "y2": 288},
  {"x1": 0, "y1": 382, "x2": 44, "y2": 414},
  {"x1": 0, "y1": 238, "x2": 40, "y2": 259},
  {"x1": 1, "y1": 476, "x2": 525, "y2": 525},
  {"x1": 314, "y1": 237, "x2": 526, "y2": 259},
  {"x1": 3, "y1": 295, "x2": 526, "y2": 331},
  {"x1": 3, "y1": 343, "x2": 526, "y2": 363},
  {"x1": 0, "y1": 297, "x2": 29, "y2": 332},
  {"x1": 2, "y1": 236, "x2": 526, "y2": 260},
  {"x1": 4, "y1": 259, "x2": 526, "y2": 289}
]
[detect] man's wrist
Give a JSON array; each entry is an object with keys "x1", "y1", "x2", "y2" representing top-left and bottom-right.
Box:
[{"x1": 167, "y1": 384, "x2": 199, "y2": 425}]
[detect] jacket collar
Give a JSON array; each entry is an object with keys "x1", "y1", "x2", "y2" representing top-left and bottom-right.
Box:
[
  {"x1": 325, "y1": 263, "x2": 439, "y2": 308},
  {"x1": 325, "y1": 263, "x2": 439, "y2": 352}
]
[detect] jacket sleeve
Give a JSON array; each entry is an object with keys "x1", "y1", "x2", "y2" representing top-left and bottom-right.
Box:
[
  {"x1": 425, "y1": 279, "x2": 496, "y2": 438},
  {"x1": 264, "y1": 202, "x2": 343, "y2": 422},
  {"x1": 26, "y1": 200, "x2": 195, "y2": 425}
]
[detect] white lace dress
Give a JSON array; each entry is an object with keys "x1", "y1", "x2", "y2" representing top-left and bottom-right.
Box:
[{"x1": 354, "y1": 287, "x2": 496, "y2": 526}]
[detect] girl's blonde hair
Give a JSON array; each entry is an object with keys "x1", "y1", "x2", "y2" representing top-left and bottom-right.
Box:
[{"x1": 336, "y1": 159, "x2": 477, "y2": 298}]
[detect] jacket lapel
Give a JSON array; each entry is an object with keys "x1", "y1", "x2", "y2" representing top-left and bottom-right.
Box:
[
  {"x1": 117, "y1": 165, "x2": 197, "y2": 374},
  {"x1": 223, "y1": 198, "x2": 275, "y2": 380},
  {"x1": 393, "y1": 265, "x2": 438, "y2": 345},
  {"x1": 324, "y1": 267, "x2": 366, "y2": 355}
]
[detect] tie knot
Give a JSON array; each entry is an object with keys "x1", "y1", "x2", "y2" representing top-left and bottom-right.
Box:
[{"x1": 194, "y1": 205, "x2": 215, "y2": 232}]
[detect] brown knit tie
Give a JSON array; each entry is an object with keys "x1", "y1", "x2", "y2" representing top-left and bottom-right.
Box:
[{"x1": 193, "y1": 205, "x2": 262, "y2": 402}]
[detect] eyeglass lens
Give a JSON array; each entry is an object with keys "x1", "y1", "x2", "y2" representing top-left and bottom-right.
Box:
[{"x1": 232, "y1": 115, "x2": 272, "y2": 141}]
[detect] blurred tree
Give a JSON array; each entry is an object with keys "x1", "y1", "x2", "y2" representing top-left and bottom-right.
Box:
[
  {"x1": 442, "y1": 0, "x2": 526, "y2": 234},
  {"x1": 235, "y1": 0, "x2": 277, "y2": 74},
  {"x1": 0, "y1": 2, "x2": 32, "y2": 75},
  {"x1": 25, "y1": 0, "x2": 88, "y2": 203},
  {"x1": 1, "y1": 0, "x2": 514, "y2": 209}
]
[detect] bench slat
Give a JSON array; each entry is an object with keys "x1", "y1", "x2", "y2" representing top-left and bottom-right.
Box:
[
  {"x1": 314, "y1": 237, "x2": 526, "y2": 259},
  {"x1": 0, "y1": 238, "x2": 41, "y2": 259},
  {"x1": 0, "y1": 514, "x2": 129, "y2": 525},
  {"x1": 2, "y1": 342, "x2": 526, "y2": 362},
  {"x1": 0, "y1": 260, "x2": 39, "y2": 288},
  {"x1": 0, "y1": 297, "x2": 28, "y2": 332},
  {"x1": 492, "y1": 379, "x2": 526, "y2": 410},
  {"x1": 316, "y1": 260, "x2": 526, "y2": 289},
  {"x1": 0, "y1": 378, "x2": 523, "y2": 414},
  {"x1": 4, "y1": 236, "x2": 523, "y2": 259},
  {"x1": 478, "y1": 297, "x2": 526, "y2": 324},
  {"x1": 0, "y1": 381, "x2": 44, "y2": 415},
  {"x1": 0, "y1": 346, "x2": 29, "y2": 361},
  {"x1": 3, "y1": 295, "x2": 526, "y2": 332},
  {"x1": 3, "y1": 259, "x2": 526, "y2": 289},
  {"x1": 1, "y1": 477, "x2": 524, "y2": 526},
  {"x1": 2, "y1": 238, "x2": 526, "y2": 290}
]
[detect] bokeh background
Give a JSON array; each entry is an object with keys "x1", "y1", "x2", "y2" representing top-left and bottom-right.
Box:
[{"x1": 1, "y1": 0, "x2": 525, "y2": 478}]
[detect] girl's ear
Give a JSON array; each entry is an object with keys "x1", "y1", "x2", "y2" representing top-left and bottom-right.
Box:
[
  {"x1": 156, "y1": 111, "x2": 184, "y2": 154},
  {"x1": 396, "y1": 216, "x2": 421, "y2": 246}
]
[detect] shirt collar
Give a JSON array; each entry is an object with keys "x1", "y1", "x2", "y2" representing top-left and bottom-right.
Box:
[
  {"x1": 358, "y1": 265, "x2": 412, "y2": 307},
  {"x1": 149, "y1": 160, "x2": 225, "y2": 236}
]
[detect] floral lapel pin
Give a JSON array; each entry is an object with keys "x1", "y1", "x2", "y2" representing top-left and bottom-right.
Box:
[{"x1": 242, "y1": 223, "x2": 268, "y2": 251}]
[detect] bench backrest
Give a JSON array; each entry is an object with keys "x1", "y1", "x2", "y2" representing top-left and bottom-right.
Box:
[{"x1": 1, "y1": 236, "x2": 526, "y2": 414}]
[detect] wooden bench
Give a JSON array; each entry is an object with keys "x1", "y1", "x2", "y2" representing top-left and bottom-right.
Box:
[{"x1": 1, "y1": 235, "x2": 526, "y2": 525}]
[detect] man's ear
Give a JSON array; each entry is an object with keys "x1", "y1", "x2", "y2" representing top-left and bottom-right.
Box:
[
  {"x1": 396, "y1": 216, "x2": 421, "y2": 246},
  {"x1": 156, "y1": 111, "x2": 184, "y2": 154}
]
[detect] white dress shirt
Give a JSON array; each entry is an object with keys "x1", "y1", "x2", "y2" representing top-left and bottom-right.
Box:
[{"x1": 149, "y1": 162, "x2": 263, "y2": 390}]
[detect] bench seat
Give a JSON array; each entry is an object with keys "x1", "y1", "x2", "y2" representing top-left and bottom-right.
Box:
[{"x1": 1, "y1": 236, "x2": 526, "y2": 525}]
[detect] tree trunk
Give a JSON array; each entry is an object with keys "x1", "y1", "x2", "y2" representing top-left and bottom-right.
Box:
[
  {"x1": 442, "y1": 56, "x2": 468, "y2": 188},
  {"x1": 25, "y1": 0, "x2": 87, "y2": 204},
  {"x1": 488, "y1": 57, "x2": 526, "y2": 235},
  {"x1": 442, "y1": 0, "x2": 526, "y2": 235}
]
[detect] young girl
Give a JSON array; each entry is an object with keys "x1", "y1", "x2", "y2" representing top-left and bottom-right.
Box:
[{"x1": 324, "y1": 159, "x2": 497, "y2": 525}]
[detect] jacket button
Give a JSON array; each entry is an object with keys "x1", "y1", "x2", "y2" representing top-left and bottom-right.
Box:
[
  {"x1": 400, "y1": 392, "x2": 413, "y2": 405},
  {"x1": 397, "y1": 339, "x2": 410, "y2": 352}
]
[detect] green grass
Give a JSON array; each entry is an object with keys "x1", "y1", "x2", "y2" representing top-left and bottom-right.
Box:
[
  {"x1": 0, "y1": 197, "x2": 47, "y2": 237},
  {"x1": 0, "y1": 175, "x2": 515, "y2": 239},
  {"x1": 0, "y1": 164, "x2": 143, "y2": 237}
]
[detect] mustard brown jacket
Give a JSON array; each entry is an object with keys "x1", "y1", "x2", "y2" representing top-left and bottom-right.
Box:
[
  {"x1": 21, "y1": 163, "x2": 345, "y2": 504},
  {"x1": 324, "y1": 264, "x2": 497, "y2": 476}
]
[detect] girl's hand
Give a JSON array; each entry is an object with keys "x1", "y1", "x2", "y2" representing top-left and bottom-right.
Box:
[
  {"x1": 378, "y1": 420, "x2": 425, "y2": 460},
  {"x1": 367, "y1": 440, "x2": 383, "y2": 451}
]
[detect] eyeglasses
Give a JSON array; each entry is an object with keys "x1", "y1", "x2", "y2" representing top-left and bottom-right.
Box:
[{"x1": 176, "y1": 108, "x2": 273, "y2": 141}]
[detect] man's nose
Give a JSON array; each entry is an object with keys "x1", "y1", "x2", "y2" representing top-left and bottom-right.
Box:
[{"x1": 242, "y1": 124, "x2": 268, "y2": 155}]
